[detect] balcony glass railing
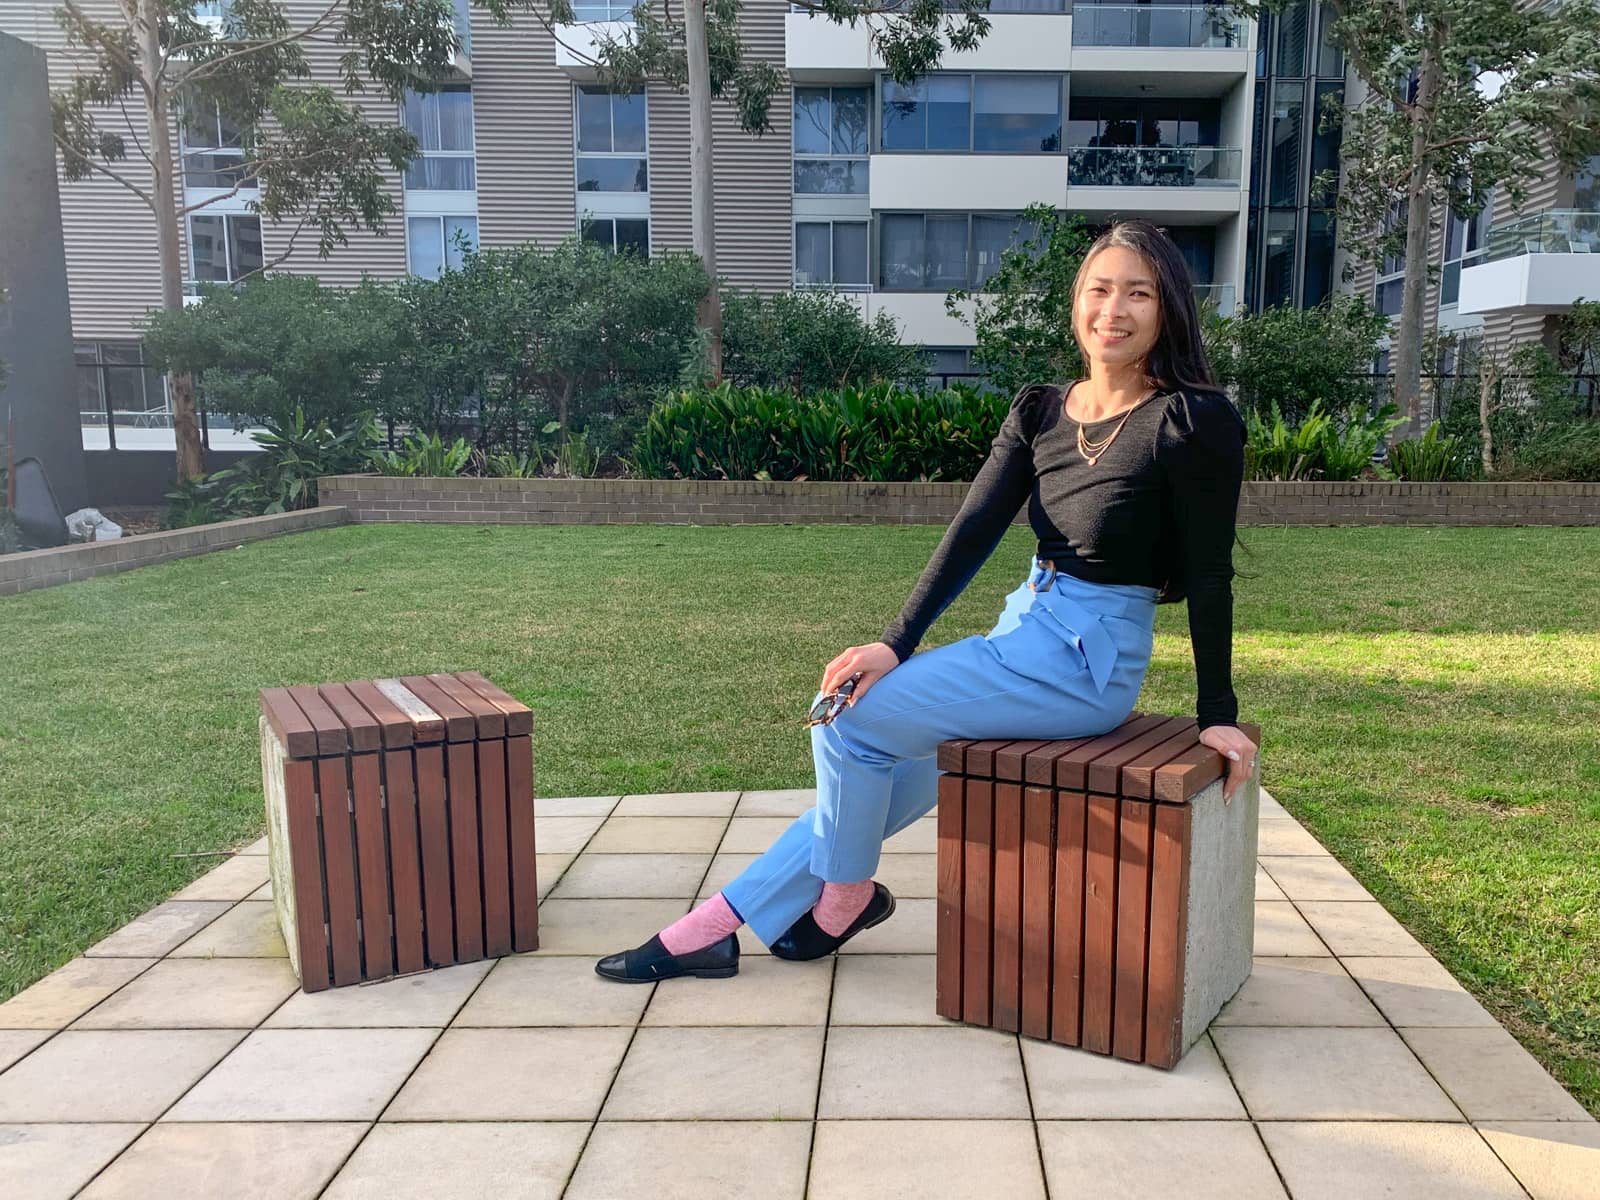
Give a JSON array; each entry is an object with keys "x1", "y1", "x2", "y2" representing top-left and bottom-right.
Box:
[
  {"x1": 1071, "y1": 4, "x2": 1245, "y2": 48},
  {"x1": 1067, "y1": 145, "x2": 1241, "y2": 187},
  {"x1": 1192, "y1": 282, "x2": 1235, "y2": 316},
  {"x1": 1478, "y1": 209, "x2": 1600, "y2": 262},
  {"x1": 571, "y1": 1, "x2": 637, "y2": 19},
  {"x1": 790, "y1": 0, "x2": 1068, "y2": 12}
]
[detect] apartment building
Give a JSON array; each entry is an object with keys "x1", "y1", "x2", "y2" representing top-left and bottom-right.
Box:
[{"x1": 1, "y1": 0, "x2": 1260, "y2": 430}]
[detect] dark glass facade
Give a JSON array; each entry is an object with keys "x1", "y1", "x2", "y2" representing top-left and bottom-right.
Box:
[{"x1": 1244, "y1": 1, "x2": 1344, "y2": 311}]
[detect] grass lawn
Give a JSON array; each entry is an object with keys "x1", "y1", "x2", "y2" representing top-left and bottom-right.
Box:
[{"x1": 1, "y1": 522, "x2": 1597, "y2": 1113}]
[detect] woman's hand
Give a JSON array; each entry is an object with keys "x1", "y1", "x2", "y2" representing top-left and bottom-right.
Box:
[
  {"x1": 1198, "y1": 725, "x2": 1259, "y2": 802},
  {"x1": 821, "y1": 642, "x2": 902, "y2": 707}
]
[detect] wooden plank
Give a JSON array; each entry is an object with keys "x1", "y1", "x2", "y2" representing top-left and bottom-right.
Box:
[
  {"x1": 935, "y1": 773, "x2": 965, "y2": 1021},
  {"x1": 350, "y1": 752, "x2": 393, "y2": 981},
  {"x1": 990, "y1": 781, "x2": 1024, "y2": 1034},
  {"x1": 961, "y1": 778, "x2": 993, "y2": 1027},
  {"x1": 1024, "y1": 735, "x2": 1097, "y2": 787},
  {"x1": 427, "y1": 672, "x2": 507, "y2": 739},
  {"x1": 288, "y1": 685, "x2": 349, "y2": 757},
  {"x1": 446, "y1": 740, "x2": 485, "y2": 962},
  {"x1": 455, "y1": 671, "x2": 535, "y2": 737},
  {"x1": 1112, "y1": 798, "x2": 1154, "y2": 1062},
  {"x1": 282, "y1": 756, "x2": 330, "y2": 991},
  {"x1": 401, "y1": 675, "x2": 477, "y2": 742},
  {"x1": 260, "y1": 688, "x2": 319, "y2": 759},
  {"x1": 1150, "y1": 743, "x2": 1226, "y2": 805},
  {"x1": 1087, "y1": 717, "x2": 1195, "y2": 796},
  {"x1": 1120, "y1": 725, "x2": 1206, "y2": 800},
  {"x1": 1054, "y1": 713, "x2": 1170, "y2": 791},
  {"x1": 315, "y1": 757, "x2": 363, "y2": 986},
  {"x1": 344, "y1": 680, "x2": 416, "y2": 749},
  {"x1": 963, "y1": 740, "x2": 1017, "y2": 780},
  {"x1": 992, "y1": 740, "x2": 1052, "y2": 782},
  {"x1": 384, "y1": 748, "x2": 426, "y2": 975},
  {"x1": 1144, "y1": 803, "x2": 1193, "y2": 1069},
  {"x1": 936, "y1": 738, "x2": 976, "y2": 773},
  {"x1": 506, "y1": 734, "x2": 539, "y2": 952},
  {"x1": 1020, "y1": 784, "x2": 1054, "y2": 1040},
  {"x1": 1150, "y1": 721, "x2": 1263, "y2": 804},
  {"x1": 1081, "y1": 792, "x2": 1119, "y2": 1055},
  {"x1": 315, "y1": 683, "x2": 382, "y2": 753},
  {"x1": 414, "y1": 744, "x2": 456, "y2": 966},
  {"x1": 1051, "y1": 790, "x2": 1088, "y2": 1047},
  {"x1": 373, "y1": 679, "x2": 446, "y2": 743},
  {"x1": 478, "y1": 738, "x2": 513, "y2": 958}
]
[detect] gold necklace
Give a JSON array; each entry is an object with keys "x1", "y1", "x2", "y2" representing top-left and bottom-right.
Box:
[{"x1": 1072, "y1": 388, "x2": 1156, "y2": 465}]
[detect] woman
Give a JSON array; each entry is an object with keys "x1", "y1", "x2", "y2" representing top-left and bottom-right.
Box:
[{"x1": 596, "y1": 217, "x2": 1258, "y2": 983}]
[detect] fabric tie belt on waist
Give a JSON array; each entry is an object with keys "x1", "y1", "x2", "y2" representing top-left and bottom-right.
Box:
[{"x1": 1027, "y1": 559, "x2": 1120, "y2": 695}]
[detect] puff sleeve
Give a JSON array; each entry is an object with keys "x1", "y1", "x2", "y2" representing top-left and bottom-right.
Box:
[
  {"x1": 879, "y1": 384, "x2": 1044, "y2": 661},
  {"x1": 1156, "y1": 390, "x2": 1247, "y2": 730}
]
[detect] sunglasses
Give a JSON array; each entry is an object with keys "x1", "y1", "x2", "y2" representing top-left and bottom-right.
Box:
[{"x1": 806, "y1": 672, "x2": 863, "y2": 727}]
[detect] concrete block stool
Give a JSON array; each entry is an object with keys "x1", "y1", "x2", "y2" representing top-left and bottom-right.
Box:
[
  {"x1": 935, "y1": 713, "x2": 1261, "y2": 1068},
  {"x1": 259, "y1": 672, "x2": 538, "y2": 992}
]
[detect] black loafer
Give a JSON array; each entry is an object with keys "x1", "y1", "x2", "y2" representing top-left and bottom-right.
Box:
[
  {"x1": 769, "y1": 883, "x2": 896, "y2": 961},
  {"x1": 594, "y1": 932, "x2": 739, "y2": 983}
]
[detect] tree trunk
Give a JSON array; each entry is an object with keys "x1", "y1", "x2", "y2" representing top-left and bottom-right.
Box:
[
  {"x1": 683, "y1": 0, "x2": 722, "y2": 385},
  {"x1": 138, "y1": 0, "x2": 206, "y2": 482},
  {"x1": 1479, "y1": 361, "x2": 1498, "y2": 476},
  {"x1": 1392, "y1": 36, "x2": 1441, "y2": 438}
]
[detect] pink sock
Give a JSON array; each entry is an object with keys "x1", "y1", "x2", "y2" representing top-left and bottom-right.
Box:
[
  {"x1": 814, "y1": 880, "x2": 875, "y2": 936},
  {"x1": 658, "y1": 893, "x2": 743, "y2": 956}
]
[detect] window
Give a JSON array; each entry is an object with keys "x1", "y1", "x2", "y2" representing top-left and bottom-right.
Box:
[
  {"x1": 75, "y1": 341, "x2": 167, "y2": 421},
  {"x1": 402, "y1": 87, "x2": 476, "y2": 190},
  {"x1": 795, "y1": 221, "x2": 869, "y2": 288},
  {"x1": 408, "y1": 215, "x2": 477, "y2": 278},
  {"x1": 1374, "y1": 201, "x2": 1405, "y2": 316},
  {"x1": 1302, "y1": 209, "x2": 1335, "y2": 307},
  {"x1": 1574, "y1": 154, "x2": 1600, "y2": 210},
  {"x1": 881, "y1": 73, "x2": 1063, "y2": 154},
  {"x1": 877, "y1": 211, "x2": 1040, "y2": 290},
  {"x1": 1262, "y1": 210, "x2": 1297, "y2": 308},
  {"x1": 580, "y1": 216, "x2": 649, "y2": 258},
  {"x1": 1441, "y1": 196, "x2": 1492, "y2": 307},
  {"x1": 794, "y1": 86, "x2": 869, "y2": 194},
  {"x1": 1268, "y1": 82, "x2": 1304, "y2": 207},
  {"x1": 576, "y1": 85, "x2": 648, "y2": 192},
  {"x1": 1309, "y1": 82, "x2": 1342, "y2": 200},
  {"x1": 1315, "y1": 2, "x2": 1344, "y2": 76},
  {"x1": 189, "y1": 213, "x2": 263, "y2": 282},
  {"x1": 1067, "y1": 97, "x2": 1221, "y2": 148},
  {"x1": 180, "y1": 99, "x2": 253, "y2": 190},
  {"x1": 1274, "y1": 0, "x2": 1309, "y2": 75}
]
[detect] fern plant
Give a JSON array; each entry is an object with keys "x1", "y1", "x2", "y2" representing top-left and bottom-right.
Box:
[{"x1": 1387, "y1": 421, "x2": 1472, "y2": 481}]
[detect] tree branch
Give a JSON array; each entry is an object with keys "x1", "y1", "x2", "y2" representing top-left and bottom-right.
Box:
[
  {"x1": 167, "y1": 0, "x2": 343, "y2": 86},
  {"x1": 231, "y1": 211, "x2": 312, "y2": 284},
  {"x1": 53, "y1": 133, "x2": 156, "y2": 208},
  {"x1": 59, "y1": 0, "x2": 152, "y2": 103},
  {"x1": 1324, "y1": 0, "x2": 1409, "y2": 112},
  {"x1": 117, "y1": 92, "x2": 155, "y2": 170}
]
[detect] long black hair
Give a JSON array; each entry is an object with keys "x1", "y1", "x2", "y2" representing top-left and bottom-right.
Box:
[{"x1": 1068, "y1": 218, "x2": 1226, "y2": 400}]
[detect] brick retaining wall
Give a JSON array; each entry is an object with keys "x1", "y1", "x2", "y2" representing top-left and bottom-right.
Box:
[
  {"x1": 319, "y1": 475, "x2": 1600, "y2": 528},
  {"x1": 0, "y1": 507, "x2": 354, "y2": 597}
]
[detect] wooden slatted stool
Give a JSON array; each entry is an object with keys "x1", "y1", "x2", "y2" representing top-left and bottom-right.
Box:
[
  {"x1": 935, "y1": 713, "x2": 1261, "y2": 1068},
  {"x1": 259, "y1": 672, "x2": 538, "y2": 992}
]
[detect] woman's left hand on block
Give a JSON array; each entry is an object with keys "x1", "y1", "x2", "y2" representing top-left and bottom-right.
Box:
[{"x1": 1198, "y1": 725, "x2": 1259, "y2": 802}]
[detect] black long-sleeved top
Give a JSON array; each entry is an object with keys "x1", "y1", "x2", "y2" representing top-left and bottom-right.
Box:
[{"x1": 879, "y1": 383, "x2": 1247, "y2": 730}]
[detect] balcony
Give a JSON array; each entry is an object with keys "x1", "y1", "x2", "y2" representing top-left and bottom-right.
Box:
[
  {"x1": 554, "y1": 16, "x2": 638, "y2": 77},
  {"x1": 786, "y1": 4, "x2": 1071, "y2": 77},
  {"x1": 1192, "y1": 281, "x2": 1236, "y2": 316},
  {"x1": 1457, "y1": 210, "x2": 1600, "y2": 316},
  {"x1": 1068, "y1": 145, "x2": 1240, "y2": 188},
  {"x1": 1071, "y1": 4, "x2": 1245, "y2": 49}
]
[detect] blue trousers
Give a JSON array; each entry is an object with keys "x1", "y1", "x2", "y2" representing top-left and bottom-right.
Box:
[{"x1": 723, "y1": 556, "x2": 1160, "y2": 945}]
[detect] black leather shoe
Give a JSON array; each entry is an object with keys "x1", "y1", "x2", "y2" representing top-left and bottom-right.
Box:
[
  {"x1": 594, "y1": 932, "x2": 739, "y2": 983},
  {"x1": 769, "y1": 883, "x2": 896, "y2": 961}
]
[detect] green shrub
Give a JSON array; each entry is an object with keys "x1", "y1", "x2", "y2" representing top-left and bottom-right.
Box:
[
  {"x1": 161, "y1": 408, "x2": 379, "y2": 528},
  {"x1": 1496, "y1": 420, "x2": 1600, "y2": 480},
  {"x1": 719, "y1": 288, "x2": 924, "y2": 394},
  {"x1": 1387, "y1": 421, "x2": 1476, "y2": 481},
  {"x1": 368, "y1": 431, "x2": 473, "y2": 478},
  {"x1": 632, "y1": 381, "x2": 1007, "y2": 482},
  {"x1": 1244, "y1": 400, "x2": 1404, "y2": 481}
]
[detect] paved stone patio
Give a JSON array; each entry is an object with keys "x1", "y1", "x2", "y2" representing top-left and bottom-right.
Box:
[{"x1": 2, "y1": 787, "x2": 1596, "y2": 1199}]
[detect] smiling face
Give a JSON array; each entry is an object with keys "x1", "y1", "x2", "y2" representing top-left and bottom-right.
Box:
[{"x1": 1073, "y1": 244, "x2": 1163, "y2": 373}]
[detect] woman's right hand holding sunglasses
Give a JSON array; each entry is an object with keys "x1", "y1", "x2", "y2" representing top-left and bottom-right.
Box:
[{"x1": 810, "y1": 642, "x2": 901, "y2": 724}]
